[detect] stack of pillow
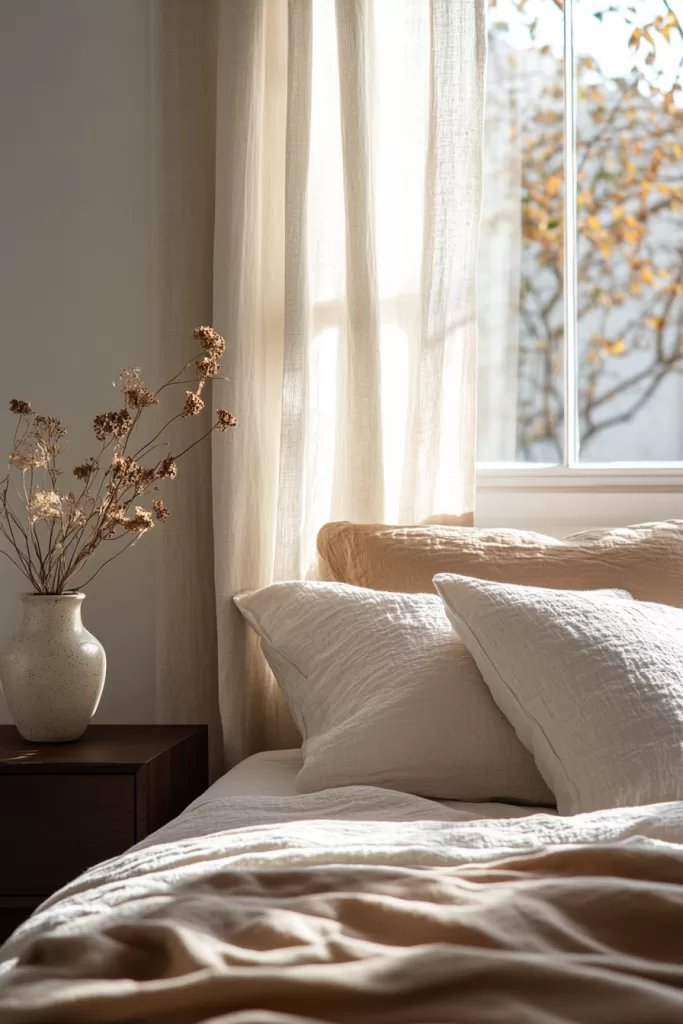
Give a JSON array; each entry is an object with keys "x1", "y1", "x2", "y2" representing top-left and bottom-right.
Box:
[{"x1": 235, "y1": 520, "x2": 683, "y2": 815}]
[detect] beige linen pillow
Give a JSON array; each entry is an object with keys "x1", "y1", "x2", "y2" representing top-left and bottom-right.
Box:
[
  {"x1": 435, "y1": 574, "x2": 683, "y2": 815},
  {"x1": 235, "y1": 581, "x2": 553, "y2": 805},
  {"x1": 317, "y1": 519, "x2": 683, "y2": 605}
]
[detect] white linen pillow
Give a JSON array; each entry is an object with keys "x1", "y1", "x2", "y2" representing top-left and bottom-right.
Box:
[
  {"x1": 434, "y1": 574, "x2": 683, "y2": 814},
  {"x1": 235, "y1": 581, "x2": 553, "y2": 804}
]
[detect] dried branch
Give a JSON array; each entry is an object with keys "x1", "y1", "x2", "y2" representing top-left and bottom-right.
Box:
[{"x1": 0, "y1": 328, "x2": 235, "y2": 594}]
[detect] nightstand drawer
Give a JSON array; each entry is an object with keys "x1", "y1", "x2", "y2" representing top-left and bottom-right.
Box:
[{"x1": 0, "y1": 774, "x2": 135, "y2": 894}]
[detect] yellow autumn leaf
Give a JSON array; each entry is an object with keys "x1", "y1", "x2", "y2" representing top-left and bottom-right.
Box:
[
  {"x1": 586, "y1": 215, "x2": 602, "y2": 233},
  {"x1": 641, "y1": 267, "x2": 655, "y2": 284},
  {"x1": 644, "y1": 317, "x2": 664, "y2": 330},
  {"x1": 545, "y1": 175, "x2": 561, "y2": 196},
  {"x1": 612, "y1": 206, "x2": 624, "y2": 220},
  {"x1": 607, "y1": 339, "x2": 625, "y2": 356}
]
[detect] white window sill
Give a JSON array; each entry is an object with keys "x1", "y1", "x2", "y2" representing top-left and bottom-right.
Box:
[{"x1": 475, "y1": 465, "x2": 683, "y2": 535}]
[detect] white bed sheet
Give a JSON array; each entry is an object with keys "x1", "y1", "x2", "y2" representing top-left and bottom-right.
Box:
[
  {"x1": 184, "y1": 749, "x2": 555, "y2": 821},
  {"x1": 187, "y1": 749, "x2": 304, "y2": 803}
]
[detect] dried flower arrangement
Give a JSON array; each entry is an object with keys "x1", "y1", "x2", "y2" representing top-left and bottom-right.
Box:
[{"x1": 0, "y1": 327, "x2": 236, "y2": 595}]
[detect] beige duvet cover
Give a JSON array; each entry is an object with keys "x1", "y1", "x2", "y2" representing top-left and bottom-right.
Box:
[{"x1": 1, "y1": 790, "x2": 683, "y2": 1023}]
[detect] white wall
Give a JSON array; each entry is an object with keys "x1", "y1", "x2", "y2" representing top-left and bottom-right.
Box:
[{"x1": 0, "y1": 0, "x2": 160, "y2": 723}]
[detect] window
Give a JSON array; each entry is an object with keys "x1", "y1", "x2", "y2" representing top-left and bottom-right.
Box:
[{"x1": 477, "y1": 0, "x2": 683, "y2": 467}]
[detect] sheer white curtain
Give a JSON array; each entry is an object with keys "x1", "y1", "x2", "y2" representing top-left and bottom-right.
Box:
[
  {"x1": 156, "y1": 0, "x2": 486, "y2": 767},
  {"x1": 210, "y1": 0, "x2": 486, "y2": 763},
  {"x1": 476, "y1": 35, "x2": 523, "y2": 463}
]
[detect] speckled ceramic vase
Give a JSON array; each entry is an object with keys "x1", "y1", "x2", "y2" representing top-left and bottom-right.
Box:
[{"x1": 0, "y1": 593, "x2": 106, "y2": 742}]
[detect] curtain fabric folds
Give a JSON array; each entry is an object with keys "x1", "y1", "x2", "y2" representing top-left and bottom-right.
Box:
[{"x1": 157, "y1": 0, "x2": 487, "y2": 769}]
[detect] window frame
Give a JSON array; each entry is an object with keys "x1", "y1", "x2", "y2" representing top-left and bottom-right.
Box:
[{"x1": 477, "y1": 0, "x2": 683, "y2": 520}]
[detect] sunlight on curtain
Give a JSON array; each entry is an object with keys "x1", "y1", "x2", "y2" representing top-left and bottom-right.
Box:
[
  {"x1": 301, "y1": 0, "x2": 481, "y2": 554},
  {"x1": 476, "y1": 35, "x2": 522, "y2": 463},
  {"x1": 212, "y1": 0, "x2": 485, "y2": 760}
]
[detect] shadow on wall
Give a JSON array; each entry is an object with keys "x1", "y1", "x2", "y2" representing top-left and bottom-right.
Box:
[{"x1": 0, "y1": 0, "x2": 161, "y2": 724}]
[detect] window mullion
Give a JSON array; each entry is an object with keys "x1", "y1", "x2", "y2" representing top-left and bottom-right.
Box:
[{"x1": 563, "y1": 0, "x2": 579, "y2": 468}]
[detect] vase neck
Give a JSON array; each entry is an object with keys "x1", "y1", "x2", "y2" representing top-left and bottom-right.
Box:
[{"x1": 20, "y1": 594, "x2": 85, "y2": 633}]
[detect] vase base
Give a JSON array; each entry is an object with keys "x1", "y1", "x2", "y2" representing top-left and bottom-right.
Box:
[{"x1": 13, "y1": 725, "x2": 88, "y2": 744}]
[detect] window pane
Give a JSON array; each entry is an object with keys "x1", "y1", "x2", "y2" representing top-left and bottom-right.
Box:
[
  {"x1": 575, "y1": 0, "x2": 683, "y2": 461},
  {"x1": 477, "y1": 0, "x2": 566, "y2": 462}
]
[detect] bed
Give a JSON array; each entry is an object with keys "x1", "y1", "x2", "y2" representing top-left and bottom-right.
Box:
[
  {"x1": 1, "y1": 750, "x2": 682, "y2": 1023},
  {"x1": 2, "y1": 528, "x2": 683, "y2": 1022}
]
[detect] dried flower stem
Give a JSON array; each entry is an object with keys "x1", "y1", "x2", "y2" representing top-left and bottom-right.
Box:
[
  {"x1": 154, "y1": 352, "x2": 207, "y2": 396},
  {"x1": 0, "y1": 328, "x2": 235, "y2": 593},
  {"x1": 0, "y1": 546, "x2": 29, "y2": 579},
  {"x1": 171, "y1": 423, "x2": 219, "y2": 463},
  {"x1": 153, "y1": 376, "x2": 229, "y2": 390},
  {"x1": 78, "y1": 536, "x2": 139, "y2": 589},
  {"x1": 131, "y1": 413, "x2": 183, "y2": 463}
]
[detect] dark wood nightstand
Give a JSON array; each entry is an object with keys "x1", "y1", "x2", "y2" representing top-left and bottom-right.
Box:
[{"x1": 0, "y1": 724, "x2": 208, "y2": 943}]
